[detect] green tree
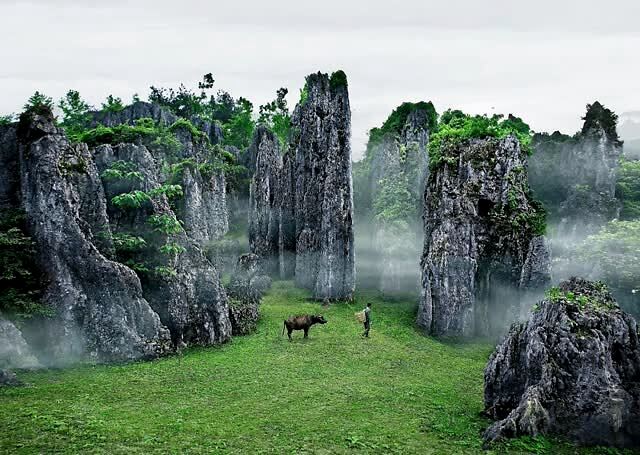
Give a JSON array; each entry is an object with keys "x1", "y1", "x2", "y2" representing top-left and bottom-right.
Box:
[
  {"x1": 581, "y1": 101, "x2": 621, "y2": 145},
  {"x1": 223, "y1": 97, "x2": 255, "y2": 149},
  {"x1": 23, "y1": 91, "x2": 54, "y2": 114},
  {"x1": 102, "y1": 95, "x2": 125, "y2": 113},
  {"x1": 0, "y1": 114, "x2": 14, "y2": 126},
  {"x1": 58, "y1": 90, "x2": 92, "y2": 140},
  {"x1": 258, "y1": 87, "x2": 291, "y2": 148}
]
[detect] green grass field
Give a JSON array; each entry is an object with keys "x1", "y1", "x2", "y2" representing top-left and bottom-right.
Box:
[{"x1": 0, "y1": 282, "x2": 635, "y2": 454}]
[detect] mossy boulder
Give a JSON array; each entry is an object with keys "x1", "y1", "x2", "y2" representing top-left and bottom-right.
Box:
[{"x1": 484, "y1": 277, "x2": 640, "y2": 448}]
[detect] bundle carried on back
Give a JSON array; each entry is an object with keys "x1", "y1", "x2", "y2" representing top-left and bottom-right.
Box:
[{"x1": 354, "y1": 311, "x2": 365, "y2": 323}]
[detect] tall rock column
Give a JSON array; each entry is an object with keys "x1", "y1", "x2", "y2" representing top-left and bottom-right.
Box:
[
  {"x1": 417, "y1": 136, "x2": 550, "y2": 337},
  {"x1": 278, "y1": 151, "x2": 296, "y2": 279},
  {"x1": 290, "y1": 71, "x2": 355, "y2": 300},
  {"x1": 248, "y1": 126, "x2": 282, "y2": 275}
]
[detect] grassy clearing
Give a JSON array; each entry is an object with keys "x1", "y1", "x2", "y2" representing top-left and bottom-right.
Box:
[{"x1": 0, "y1": 282, "x2": 635, "y2": 454}]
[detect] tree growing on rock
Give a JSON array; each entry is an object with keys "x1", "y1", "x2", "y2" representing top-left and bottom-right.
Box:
[{"x1": 417, "y1": 116, "x2": 549, "y2": 337}]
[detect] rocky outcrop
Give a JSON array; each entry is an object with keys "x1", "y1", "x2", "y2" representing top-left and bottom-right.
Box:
[
  {"x1": 0, "y1": 104, "x2": 236, "y2": 367},
  {"x1": 94, "y1": 142, "x2": 232, "y2": 348},
  {"x1": 288, "y1": 71, "x2": 355, "y2": 300},
  {"x1": 0, "y1": 369, "x2": 21, "y2": 387},
  {"x1": 89, "y1": 101, "x2": 223, "y2": 145},
  {"x1": 16, "y1": 109, "x2": 173, "y2": 364},
  {"x1": 244, "y1": 71, "x2": 355, "y2": 298},
  {"x1": 0, "y1": 125, "x2": 20, "y2": 210},
  {"x1": 484, "y1": 278, "x2": 640, "y2": 448},
  {"x1": 248, "y1": 126, "x2": 282, "y2": 275},
  {"x1": 529, "y1": 102, "x2": 622, "y2": 237},
  {"x1": 226, "y1": 253, "x2": 271, "y2": 335},
  {"x1": 400, "y1": 108, "x2": 431, "y2": 201},
  {"x1": 417, "y1": 136, "x2": 551, "y2": 337},
  {"x1": 278, "y1": 151, "x2": 296, "y2": 279},
  {"x1": 0, "y1": 313, "x2": 41, "y2": 370},
  {"x1": 176, "y1": 165, "x2": 228, "y2": 245},
  {"x1": 361, "y1": 104, "x2": 433, "y2": 294}
]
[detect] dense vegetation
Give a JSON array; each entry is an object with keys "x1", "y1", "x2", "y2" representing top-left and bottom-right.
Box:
[
  {"x1": 581, "y1": 101, "x2": 622, "y2": 146},
  {"x1": 0, "y1": 210, "x2": 51, "y2": 322},
  {"x1": 579, "y1": 220, "x2": 640, "y2": 293},
  {"x1": 428, "y1": 111, "x2": 532, "y2": 170},
  {"x1": 367, "y1": 101, "x2": 437, "y2": 148},
  {"x1": 617, "y1": 158, "x2": 640, "y2": 220},
  {"x1": 1, "y1": 281, "x2": 626, "y2": 454}
]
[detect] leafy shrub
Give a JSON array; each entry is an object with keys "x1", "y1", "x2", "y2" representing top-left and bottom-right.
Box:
[
  {"x1": 23, "y1": 91, "x2": 54, "y2": 114},
  {"x1": 78, "y1": 118, "x2": 181, "y2": 155},
  {"x1": 112, "y1": 191, "x2": 151, "y2": 210},
  {"x1": 111, "y1": 233, "x2": 147, "y2": 253},
  {"x1": 153, "y1": 266, "x2": 177, "y2": 278},
  {"x1": 148, "y1": 184, "x2": 184, "y2": 200},
  {"x1": 428, "y1": 112, "x2": 532, "y2": 170},
  {"x1": 299, "y1": 83, "x2": 309, "y2": 105},
  {"x1": 102, "y1": 95, "x2": 125, "y2": 113},
  {"x1": 0, "y1": 114, "x2": 15, "y2": 126},
  {"x1": 159, "y1": 241, "x2": 186, "y2": 256},
  {"x1": 579, "y1": 220, "x2": 640, "y2": 291},
  {"x1": 258, "y1": 88, "x2": 291, "y2": 148},
  {"x1": 101, "y1": 160, "x2": 144, "y2": 182},
  {"x1": 0, "y1": 210, "x2": 52, "y2": 321},
  {"x1": 169, "y1": 118, "x2": 206, "y2": 140},
  {"x1": 148, "y1": 214, "x2": 184, "y2": 235}
]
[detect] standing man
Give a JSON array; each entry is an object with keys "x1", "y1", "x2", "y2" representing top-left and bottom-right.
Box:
[{"x1": 362, "y1": 303, "x2": 372, "y2": 338}]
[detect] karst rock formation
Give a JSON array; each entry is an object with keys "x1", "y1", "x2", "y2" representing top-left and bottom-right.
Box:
[
  {"x1": 250, "y1": 71, "x2": 355, "y2": 301},
  {"x1": 484, "y1": 278, "x2": 640, "y2": 448},
  {"x1": 0, "y1": 104, "x2": 241, "y2": 371},
  {"x1": 417, "y1": 135, "x2": 551, "y2": 337}
]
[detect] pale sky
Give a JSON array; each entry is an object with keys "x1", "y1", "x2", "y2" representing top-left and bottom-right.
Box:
[{"x1": 1, "y1": 0, "x2": 638, "y2": 160}]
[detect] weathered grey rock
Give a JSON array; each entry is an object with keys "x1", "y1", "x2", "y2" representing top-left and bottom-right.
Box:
[
  {"x1": 176, "y1": 164, "x2": 228, "y2": 245},
  {"x1": 290, "y1": 71, "x2": 355, "y2": 300},
  {"x1": 89, "y1": 101, "x2": 178, "y2": 129},
  {"x1": 484, "y1": 278, "x2": 640, "y2": 448},
  {"x1": 400, "y1": 108, "x2": 431, "y2": 201},
  {"x1": 226, "y1": 253, "x2": 270, "y2": 335},
  {"x1": 248, "y1": 126, "x2": 282, "y2": 275},
  {"x1": 529, "y1": 107, "x2": 622, "y2": 237},
  {"x1": 17, "y1": 109, "x2": 172, "y2": 364},
  {"x1": 417, "y1": 136, "x2": 551, "y2": 337},
  {"x1": 0, "y1": 124, "x2": 20, "y2": 210},
  {"x1": 556, "y1": 128, "x2": 621, "y2": 238},
  {"x1": 358, "y1": 104, "x2": 432, "y2": 294},
  {"x1": 367, "y1": 134, "x2": 402, "y2": 198},
  {"x1": 94, "y1": 142, "x2": 232, "y2": 347},
  {"x1": 278, "y1": 150, "x2": 296, "y2": 279},
  {"x1": 0, "y1": 369, "x2": 22, "y2": 387},
  {"x1": 0, "y1": 313, "x2": 41, "y2": 370}
]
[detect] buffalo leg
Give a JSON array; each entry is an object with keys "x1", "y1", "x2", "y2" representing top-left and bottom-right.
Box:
[
  {"x1": 304, "y1": 328, "x2": 309, "y2": 338},
  {"x1": 287, "y1": 328, "x2": 293, "y2": 341}
]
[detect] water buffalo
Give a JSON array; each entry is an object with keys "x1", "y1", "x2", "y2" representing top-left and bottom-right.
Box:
[{"x1": 282, "y1": 314, "x2": 327, "y2": 341}]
